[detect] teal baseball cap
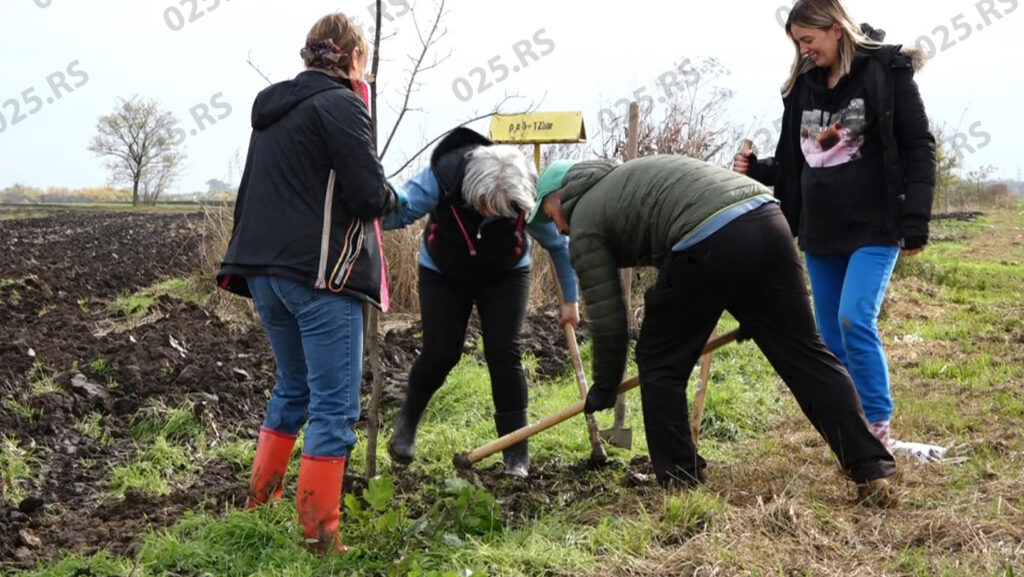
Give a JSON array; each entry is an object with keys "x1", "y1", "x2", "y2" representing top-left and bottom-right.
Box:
[{"x1": 528, "y1": 160, "x2": 577, "y2": 224}]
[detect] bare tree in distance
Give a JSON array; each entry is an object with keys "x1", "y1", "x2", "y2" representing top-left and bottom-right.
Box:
[
  {"x1": 537, "y1": 142, "x2": 589, "y2": 168},
  {"x1": 930, "y1": 121, "x2": 963, "y2": 214},
  {"x1": 140, "y1": 151, "x2": 184, "y2": 204},
  {"x1": 599, "y1": 57, "x2": 738, "y2": 166},
  {"x1": 88, "y1": 96, "x2": 185, "y2": 206},
  {"x1": 966, "y1": 164, "x2": 998, "y2": 210}
]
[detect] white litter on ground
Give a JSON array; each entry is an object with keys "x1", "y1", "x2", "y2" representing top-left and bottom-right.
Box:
[{"x1": 891, "y1": 440, "x2": 949, "y2": 463}]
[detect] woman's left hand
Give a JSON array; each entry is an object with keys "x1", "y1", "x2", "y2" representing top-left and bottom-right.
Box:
[
  {"x1": 559, "y1": 302, "x2": 580, "y2": 328},
  {"x1": 899, "y1": 237, "x2": 927, "y2": 256}
]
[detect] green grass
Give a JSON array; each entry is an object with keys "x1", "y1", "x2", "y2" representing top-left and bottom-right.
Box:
[
  {"x1": 89, "y1": 357, "x2": 117, "y2": 376},
  {"x1": 0, "y1": 277, "x2": 28, "y2": 306},
  {"x1": 108, "y1": 436, "x2": 199, "y2": 498},
  {"x1": 107, "y1": 293, "x2": 157, "y2": 319},
  {"x1": 1, "y1": 435, "x2": 35, "y2": 505},
  {"x1": 0, "y1": 207, "x2": 50, "y2": 220},
  {"x1": 0, "y1": 202, "x2": 203, "y2": 219},
  {"x1": 662, "y1": 488, "x2": 725, "y2": 534},
  {"x1": 74, "y1": 412, "x2": 114, "y2": 447},
  {"x1": 211, "y1": 437, "x2": 256, "y2": 470},
  {"x1": 0, "y1": 277, "x2": 28, "y2": 290},
  {"x1": 11, "y1": 551, "x2": 132, "y2": 577},
  {"x1": 130, "y1": 400, "x2": 205, "y2": 443},
  {"x1": 29, "y1": 361, "x2": 60, "y2": 395},
  {"x1": 2, "y1": 395, "x2": 40, "y2": 422},
  {"x1": 108, "y1": 277, "x2": 214, "y2": 319}
]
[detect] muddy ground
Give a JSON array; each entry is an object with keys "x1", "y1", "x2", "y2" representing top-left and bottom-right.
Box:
[{"x1": 0, "y1": 209, "x2": 602, "y2": 569}]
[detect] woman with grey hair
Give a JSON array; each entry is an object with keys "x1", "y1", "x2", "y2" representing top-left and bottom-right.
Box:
[{"x1": 383, "y1": 127, "x2": 579, "y2": 477}]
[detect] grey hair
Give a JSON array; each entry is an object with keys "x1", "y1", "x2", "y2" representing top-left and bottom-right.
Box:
[{"x1": 462, "y1": 145, "x2": 537, "y2": 219}]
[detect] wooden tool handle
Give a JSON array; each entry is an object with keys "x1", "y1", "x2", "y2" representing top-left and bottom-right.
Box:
[
  {"x1": 454, "y1": 328, "x2": 740, "y2": 468},
  {"x1": 553, "y1": 267, "x2": 606, "y2": 461},
  {"x1": 455, "y1": 375, "x2": 641, "y2": 469}
]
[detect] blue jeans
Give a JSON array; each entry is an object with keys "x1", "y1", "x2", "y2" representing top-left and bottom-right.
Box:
[
  {"x1": 247, "y1": 276, "x2": 363, "y2": 458},
  {"x1": 804, "y1": 246, "x2": 900, "y2": 423}
]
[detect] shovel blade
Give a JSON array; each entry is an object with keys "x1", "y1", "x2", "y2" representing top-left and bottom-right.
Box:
[{"x1": 599, "y1": 427, "x2": 632, "y2": 449}]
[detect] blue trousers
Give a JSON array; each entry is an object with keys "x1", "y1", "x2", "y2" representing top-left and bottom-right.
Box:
[
  {"x1": 247, "y1": 276, "x2": 363, "y2": 458},
  {"x1": 804, "y1": 246, "x2": 900, "y2": 423}
]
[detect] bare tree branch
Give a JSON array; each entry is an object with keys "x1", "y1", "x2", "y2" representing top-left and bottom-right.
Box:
[
  {"x1": 380, "y1": 0, "x2": 449, "y2": 159},
  {"x1": 598, "y1": 57, "x2": 737, "y2": 166},
  {"x1": 386, "y1": 94, "x2": 535, "y2": 179},
  {"x1": 246, "y1": 51, "x2": 273, "y2": 86}
]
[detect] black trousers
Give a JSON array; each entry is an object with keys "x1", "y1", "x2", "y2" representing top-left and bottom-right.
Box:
[
  {"x1": 404, "y1": 266, "x2": 530, "y2": 415},
  {"x1": 635, "y1": 203, "x2": 897, "y2": 485}
]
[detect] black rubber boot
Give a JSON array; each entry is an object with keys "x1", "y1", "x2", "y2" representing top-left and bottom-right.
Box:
[
  {"x1": 388, "y1": 402, "x2": 427, "y2": 466},
  {"x1": 494, "y1": 409, "x2": 529, "y2": 478}
]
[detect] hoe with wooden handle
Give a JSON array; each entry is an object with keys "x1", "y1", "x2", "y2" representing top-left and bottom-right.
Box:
[
  {"x1": 552, "y1": 268, "x2": 607, "y2": 465},
  {"x1": 454, "y1": 329, "x2": 741, "y2": 470},
  {"x1": 690, "y1": 328, "x2": 716, "y2": 446}
]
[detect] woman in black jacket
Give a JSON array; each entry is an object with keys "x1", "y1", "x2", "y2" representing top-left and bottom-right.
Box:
[
  {"x1": 217, "y1": 12, "x2": 397, "y2": 553},
  {"x1": 734, "y1": 0, "x2": 936, "y2": 450}
]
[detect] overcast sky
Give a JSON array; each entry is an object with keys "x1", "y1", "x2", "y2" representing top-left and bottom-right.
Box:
[{"x1": 1, "y1": 0, "x2": 1021, "y2": 194}]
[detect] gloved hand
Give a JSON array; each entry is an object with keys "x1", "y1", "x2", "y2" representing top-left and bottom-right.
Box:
[
  {"x1": 388, "y1": 188, "x2": 408, "y2": 214},
  {"x1": 899, "y1": 216, "x2": 929, "y2": 253},
  {"x1": 900, "y1": 235, "x2": 927, "y2": 251},
  {"x1": 584, "y1": 385, "x2": 619, "y2": 414}
]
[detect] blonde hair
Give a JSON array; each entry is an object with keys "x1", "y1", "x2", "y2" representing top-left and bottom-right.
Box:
[
  {"x1": 462, "y1": 146, "x2": 537, "y2": 219},
  {"x1": 781, "y1": 0, "x2": 881, "y2": 97},
  {"x1": 302, "y1": 13, "x2": 368, "y2": 75}
]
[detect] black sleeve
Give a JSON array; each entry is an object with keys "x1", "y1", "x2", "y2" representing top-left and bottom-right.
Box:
[
  {"x1": 746, "y1": 153, "x2": 779, "y2": 187},
  {"x1": 748, "y1": 92, "x2": 796, "y2": 187},
  {"x1": 316, "y1": 92, "x2": 397, "y2": 219},
  {"x1": 748, "y1": 102, "x2": 801, "y2": 237},
  {"x1": 891, "y1": 67, "x2": 936, "y2": 241}
]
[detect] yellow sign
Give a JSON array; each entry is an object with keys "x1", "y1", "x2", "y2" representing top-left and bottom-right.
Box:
[{"x1": 489, "y1": 112, "x2": 587, "y2": 144}]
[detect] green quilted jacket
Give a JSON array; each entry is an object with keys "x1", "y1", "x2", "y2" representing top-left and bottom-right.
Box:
[{"x1": 560, "y1": 155, "x2": 772, "y2": 393}]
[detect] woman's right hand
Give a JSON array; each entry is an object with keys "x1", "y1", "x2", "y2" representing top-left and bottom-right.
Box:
[{"x1": 732, "y1": 154, "x2": 750, "y2": 174}]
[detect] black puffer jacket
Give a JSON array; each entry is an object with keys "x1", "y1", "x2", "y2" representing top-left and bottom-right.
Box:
[
  {"x1": 218, "y1": 70, "x2": 398, "y2": 307},
  {"x1": 424, "y1": 127, "x2": 528, "y2": 279},
  {"x1": 747, "y1": 30, "x2": 936, "y2": 252}
]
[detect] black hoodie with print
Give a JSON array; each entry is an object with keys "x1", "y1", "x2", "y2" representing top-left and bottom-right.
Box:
[
  {"x1": 747, "y1": 26, "x2": 937, "y2": 255},
  {"x1": 795, "y1": 50, "x2": 892, "y2": 253}
]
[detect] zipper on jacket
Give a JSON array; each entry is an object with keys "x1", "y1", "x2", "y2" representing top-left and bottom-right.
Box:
[
  {"x1": 449, "y1": 204, "x2": 477, "y2": 256},
  {"x1": 314, "y1": 169, "x2": 337, "y2": 289}
]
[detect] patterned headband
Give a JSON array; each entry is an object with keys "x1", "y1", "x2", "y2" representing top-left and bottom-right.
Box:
[{"x1": 300, "y1": 38, "x2": 348, "y2": 69}]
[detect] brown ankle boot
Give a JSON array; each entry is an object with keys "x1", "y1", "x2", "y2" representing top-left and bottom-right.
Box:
[
  {"x1": 856, "y1": 477, "x2": 899, "y2": 508},
  {"x1": 246, "y1": 428, "x2": 296, "y2": 508},
  {"x1": 296, "y1": 455, "x2": 348, "y2": 554}
]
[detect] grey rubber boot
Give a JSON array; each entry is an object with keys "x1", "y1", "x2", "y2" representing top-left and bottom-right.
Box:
[
  {"x1": 388, "y1": 402, "x2": 426, "y2": 466},
  {"x1": 493, "y1": 409, "x2": 529, "y2": 478}
]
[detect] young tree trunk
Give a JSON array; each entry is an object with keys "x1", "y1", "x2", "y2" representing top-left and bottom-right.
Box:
[{"x1": 364, "y1": 0, "x2": 386, "y2": 479}]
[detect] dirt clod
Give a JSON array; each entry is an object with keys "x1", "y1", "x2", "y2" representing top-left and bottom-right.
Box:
[{"x1": 18, "y1": 529, "x2": 42, "y2": 549}]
